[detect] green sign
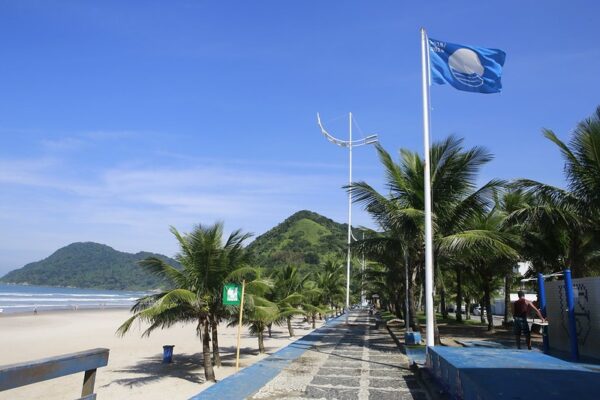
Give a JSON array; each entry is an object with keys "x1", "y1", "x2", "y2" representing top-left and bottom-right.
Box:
[{"x1": 222, "y1": 283, "x2": 242, "y2": 305}]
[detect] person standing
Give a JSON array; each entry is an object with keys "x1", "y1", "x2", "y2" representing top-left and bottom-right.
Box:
[{"x1": 513, "y1": 290, "x2": 545, "y2": 350}]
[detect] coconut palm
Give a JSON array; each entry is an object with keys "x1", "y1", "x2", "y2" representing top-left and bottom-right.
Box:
[
  {"x1": 301, "y1": 279, "x2": 329, "y2": 329},
  {"x1": 493, "y1": 188, "x2": 534, "y2": 324},
  {"x1": 351, "y1": 138, "x2": 503, "y2": 339},
  {"x1": 271, "y1": 265, "x2": 309, "y2": 337},
  {"x1": 244, "y1": 295, "x2": 280, "y2": 353},
  {"x1": 117, "y1": 223, "x2": 251, "y2": 382},
  {"x1": 446, "y1": 209, "x2": 520, "y2": 331},
  {"x1": 314, "y1": 258, "x2": 345, "y2": 315},
  {"x1": 352, "y1": 230, "x2": 418, "y2": 327},
  {"x1": 516, "y1": 107, "x2": 600, "y2": 277},
  {"x1": 227, "y1": 266, "x2": 288, "y2": 353}
]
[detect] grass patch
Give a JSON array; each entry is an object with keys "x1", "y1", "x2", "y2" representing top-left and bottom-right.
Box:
[
  {"x1": 457, "y1": 318, "x2": 488, "y2": 326},
  {"x1": 416, "y1": 312, "x2": 487, "y2": 326},
  {"x1": 378, "y1": 310, "x2": 488, "y2": 327},
  {"x1": 380, "y1": 310, "x2": 396, "y2": 322}
]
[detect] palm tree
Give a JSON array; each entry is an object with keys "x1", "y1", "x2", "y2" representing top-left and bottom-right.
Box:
[
  {"x1": 227, "y1": 266, "x2": 284, "y2": 353},
  {"x1": 352, "y1": 230, "x2": 417, "y2": 326},
  {"x1": 244, "y1": 295, "x2": 280, "y2": 353},
  {"x1": 314, "y1": 258, "x2": 345, "y2": 315},
  {"x1": 494, "y1": 188, "x2": 533, "y2": 325},
  {"x1": 350, "y1": 145, "x2": 424, "y2": 327},
  {"x1": 516, "y1": 107, "x2": 600, "y2": 277},
  {"x1": 271, "y1": 265, "x2": 309, "y2": 337},
  {"x1": 117, "y1": 223, "x2": 251, "y2": 382},
  {"x1": 301, "y1": 279, "x2": 329, "y2": 329},
  {"x1": 426, "y1": 137, "x2": 502, "y2": 320},
  {"x1": 351, "y1": 138, "x2": 503, "y2": 339},
  {"x1": 445, "y1": 209, "x2": 519, "y2": 331}
]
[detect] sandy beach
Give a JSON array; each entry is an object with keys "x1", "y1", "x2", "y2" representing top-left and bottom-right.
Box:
[{"x1": 0, "y1": 309, "x2": 322, "y2": 400}]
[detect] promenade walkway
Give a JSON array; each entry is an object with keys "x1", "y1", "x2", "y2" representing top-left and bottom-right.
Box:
[
  {"x1": 194, "y1": 309, "x2": 429, "y2": 399},
  {"x1": 248, "y1": 309, "x2": 429, "y2": 400}
]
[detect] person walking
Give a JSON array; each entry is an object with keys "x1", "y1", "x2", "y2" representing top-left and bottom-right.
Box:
[{"x1": 513, "y1": 290, "x2": 546, "y2": 350}]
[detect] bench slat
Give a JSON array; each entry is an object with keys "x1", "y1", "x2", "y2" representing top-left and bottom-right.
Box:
[{"x1": 0, "y1": 348, "x2": 109, "y2": 392}]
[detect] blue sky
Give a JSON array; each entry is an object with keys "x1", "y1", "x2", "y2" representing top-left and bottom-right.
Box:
[{"x1": 1, "y1": 1, "x2": 599, "y2": 274}]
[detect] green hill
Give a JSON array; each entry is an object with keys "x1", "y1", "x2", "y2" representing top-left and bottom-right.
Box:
[
  {"x1": 247, "y1": 210, "x2": 348, "y2": 272},
  {"x1": 0, "y1": 242, "x2": 179, "y2": 290},
  {"x1": 0, "y1": 211, "x2": 348, "y2": 289}
]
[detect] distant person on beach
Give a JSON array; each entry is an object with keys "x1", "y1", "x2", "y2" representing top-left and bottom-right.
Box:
[{"x1": 513, "y1": 290, "x2": 545, "y2": 350}]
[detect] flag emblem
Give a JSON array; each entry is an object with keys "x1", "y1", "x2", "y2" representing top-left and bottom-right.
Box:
[{"x1": 448, "y1": 48, "x2": 485, "y2": 87}]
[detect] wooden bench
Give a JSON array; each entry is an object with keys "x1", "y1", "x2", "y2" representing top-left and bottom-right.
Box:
[{"x1": 0, "y1": 348, "x2": 109, "y2": 400}]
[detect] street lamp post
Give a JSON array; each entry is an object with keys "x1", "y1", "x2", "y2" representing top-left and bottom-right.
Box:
[
  {"x1": 361, "y1": 232, "x2": 366, "y2": 306},
  {"x1": 317, "y1": 112, "x2": 378, "y2": 322}
]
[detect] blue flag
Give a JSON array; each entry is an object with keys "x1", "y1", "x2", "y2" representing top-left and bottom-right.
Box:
[{"x1": 428, "y1": 38, "x2": 506, "y2": 94}]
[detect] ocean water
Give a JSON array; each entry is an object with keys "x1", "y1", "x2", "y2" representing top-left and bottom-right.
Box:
[{"x1": 0, "y1": 283, "x2": 148, "y2": 314}]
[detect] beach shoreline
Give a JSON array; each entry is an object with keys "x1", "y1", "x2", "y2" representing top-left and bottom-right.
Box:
[
  {"x1": 0, "y1": 308, "x2": 322, "y2": 399},
  {"x1": 0, "y1": 282, "x2": 148, "y2": 316},
  {"x1": 0, "y1": 304, "x2": 131, "y2": 317}
]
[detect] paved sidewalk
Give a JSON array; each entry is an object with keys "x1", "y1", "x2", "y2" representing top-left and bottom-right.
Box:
[{"x1": 249, "y1": 310, "x2": 429, "y2": 400}]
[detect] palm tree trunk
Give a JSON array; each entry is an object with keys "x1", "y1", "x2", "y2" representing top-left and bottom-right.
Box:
[
  {"x1": 484, "y1": 288, "x2": 494, "y2": 332},
  {"x1": 433, "y1": 265, "x2": 442, "y2": 345},
  {"x1": 201, "y1": 319, "x2": 216, "y2": 382},
  {"x1": 267, "y1": 323, "x2": 272, "y2": 338},
  {"x1": 465, "y1": 298, "x2": 471, "y2": 320},
  {"x1": 440, "y1": 286, "x2": 448, "y2": 319},
  {"x1": 312, "y1": 314, "x2": 316, "y2": 329},
  {"x1": 503, "y1": 273, "x2": 511, "y2": 327},
  {"x1": 480, "y1": 296, "x2": 486, "y2": 324},
  {"x1": 408, "y1": 277, "x2": 419, "y2": 330},
  {"x1": 258, "y1": 328, "x2": 266, "y2": 353},
  {"x1": 287, "y1": 316, "x2": 294, "y2": 337},
  {"x1": 211, "y1": 316, "x2": 221, "y2": 367},
  {"x1": 437, "y1": 260, "x2": 448, "y2": 320},
  {"x1": 394, "y1": 290, "x2": 403, "y2": 319},
  {"x1": 455, "y1": 266, "x2": 463, "y2": 322}
]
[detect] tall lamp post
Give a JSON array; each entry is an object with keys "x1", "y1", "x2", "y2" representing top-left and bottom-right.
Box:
[{"x1": 317, "y1": 112, "x2": 378, "y2": 322}]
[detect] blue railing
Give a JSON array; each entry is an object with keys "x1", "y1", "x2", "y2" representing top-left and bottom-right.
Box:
[{"x1": 0, "y1": 348, "x2": 109, "y2": 400}]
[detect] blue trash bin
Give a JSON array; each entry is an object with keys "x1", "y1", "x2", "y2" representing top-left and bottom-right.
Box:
[
  {"x1": 404, "y1": 331, "x2": 421, "y2": 345},
  {"x1": 163, "y1": 345, "x2": 175, "y2": 363}
]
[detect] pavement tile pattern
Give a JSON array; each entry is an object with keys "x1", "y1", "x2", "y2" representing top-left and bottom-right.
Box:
[{"x1": 250, "y1": 310, "x2": 430, "y2": 400}]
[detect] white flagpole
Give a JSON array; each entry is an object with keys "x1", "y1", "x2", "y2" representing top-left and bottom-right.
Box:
[
  {"x1": 420, "y1": 27, "x2": 435, "y2": 347},
  {"x1": 346, "y1": 112, "x2": 353, "y2": 324}
]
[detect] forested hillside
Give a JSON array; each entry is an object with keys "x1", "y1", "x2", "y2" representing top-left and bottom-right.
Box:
[
  {"x1": 247, "y1": 210, "x2": 347, "y2": 272},
  {"x1": 0, "y1": 242, "x2": 179, "y2": 290},
  {"x1": 1, "y1": 210, "x2": 349, "y2": 289}
]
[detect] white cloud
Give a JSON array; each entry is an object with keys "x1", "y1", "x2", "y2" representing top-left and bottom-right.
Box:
[
  {"x1": 0, "y1": 158, "x2": 62, "y2": 186},
  {"x1": 0, "y1": 153, "x2": 355, "y2": 271},
  {"x1": 0, "y1": 127, "x2": 383, "y2": 273},
  {"x1": 40, "y1": 137, "x2": 87, "y2": 151}
]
